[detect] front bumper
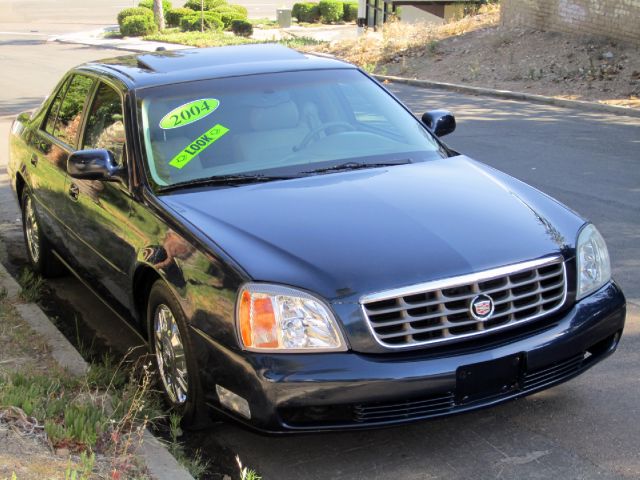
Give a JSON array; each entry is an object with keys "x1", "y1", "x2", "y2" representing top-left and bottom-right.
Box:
[{"x1": 192, "y1": 281, "x2": 625, "y2": 433}]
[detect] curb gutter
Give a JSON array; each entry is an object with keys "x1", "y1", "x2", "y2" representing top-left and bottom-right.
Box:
[
  {"x1": 0, "y1": 261, "x2": 194, "y2": 480},
  {"x1": 374, "y1": 74, "x2": 640, "y2": 118}
]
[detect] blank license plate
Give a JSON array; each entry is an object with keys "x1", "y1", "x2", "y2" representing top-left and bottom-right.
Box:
[{"x1": 457, "y1": 354, "x2": 522, "y2": 404}]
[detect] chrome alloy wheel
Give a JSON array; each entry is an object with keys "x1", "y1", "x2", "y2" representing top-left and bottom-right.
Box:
[
  {"x1": 24, "y1": 196, "x2": 40, "y2": 264},
  {"x1": 154, "y1": 304, "x2": 188, "y2": 405}
]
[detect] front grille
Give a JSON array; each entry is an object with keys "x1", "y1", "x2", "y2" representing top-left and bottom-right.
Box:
[
  {"x1": 522, "y1": 354, "x2": 584, "y2": 391},
  {"x1": 361, "y1": 256, "x2": 566, "y2": 349},
  {"x1": 353, "y1": 393, "x2": 455, "y2": 423}
]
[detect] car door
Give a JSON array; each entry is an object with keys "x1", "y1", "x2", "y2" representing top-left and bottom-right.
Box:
[
  {"x1": 62, "y1": 79, "x2": 136, "y2": 313},
  {"x1": 26, "y1": 74, "x2": 94, "y2": 248}
]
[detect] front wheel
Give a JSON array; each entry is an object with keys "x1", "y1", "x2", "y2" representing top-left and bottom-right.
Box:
[
  {"x1": 147, "y1": 280, "x2": 202, "y2": 426},
  {"x1": 21, "y1": 190, "x2": 65, "y2": 277}
]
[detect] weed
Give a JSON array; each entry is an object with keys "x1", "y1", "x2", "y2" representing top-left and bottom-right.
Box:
[
  {"x1": 468, "y1": 62, "x2": 481, "y2": 80},
  {"x1": 361, "y1": 62, "x2": 377, "y2": 74},
  {"x1": 64, "y1": 451, "x2": 95, "y2": 480},
  {"x1": 17, "y1": 268, "x2": 45, "y2": 303},
  {"x1": 527, "y1": 67, "x2": 544, "y2": 81},
  {"x1": 87, "y1": 353, "x2": 128, "y2": 390},
  {"x1": 166, "y1": 412, "x2": 210, "y2": 478},
  {"x1": 427, "y1": 39, "x2": 439, "y2": 55},
  {"x1": 0, "y1": 286, "x2": 7, "y2": 301},
  {"x1": 237, "y1": 456, "x2": 262, "y2": 480}
]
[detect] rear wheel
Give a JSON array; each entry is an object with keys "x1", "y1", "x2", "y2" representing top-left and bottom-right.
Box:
[
  {"x1": 147, "y1": 280, "x2": 203, "y2": 426},
  {"x1": 21, "y1": 190, "x2": 65, "y2": 277}
]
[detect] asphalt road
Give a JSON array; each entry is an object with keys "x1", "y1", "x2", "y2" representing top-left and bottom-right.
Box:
[{"x1": 0, "y1": 29, "x2": 639, "y2": 480}]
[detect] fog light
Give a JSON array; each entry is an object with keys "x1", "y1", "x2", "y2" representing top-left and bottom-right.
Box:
[{"x1": 216, "y1": 385, "x2": 251, "y2": 419}]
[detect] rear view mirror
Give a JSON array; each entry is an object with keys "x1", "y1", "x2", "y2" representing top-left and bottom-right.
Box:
[
  {"x1": 422, "y1": 110, "x2": 456, "y2": 137},
  {"x1": 67, "y1": 149, "x2": 124, "y2": 182}
]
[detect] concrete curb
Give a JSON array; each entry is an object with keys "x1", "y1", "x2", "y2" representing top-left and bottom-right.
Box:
[
  {"x1": 374, "y1": 74, "x2": 640, "y2": 118},
  {"x1": 0, "y1": 261, "x2": 194, "y2": 480},
  {"x1": 49, "y1": 27, "x2": 189, "y2": 53}
]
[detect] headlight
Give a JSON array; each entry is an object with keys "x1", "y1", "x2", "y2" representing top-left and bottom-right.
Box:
[
  {"x1": 236, "y1": 284, "x2": 347, "y2": 352},
  {"x1": 576, "y1": 224, "x2": 611, "y2": 300}
]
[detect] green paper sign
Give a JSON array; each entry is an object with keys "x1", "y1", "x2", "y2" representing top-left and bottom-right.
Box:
[
  {"x1": 169, "y1": 124, "x2": 230, "y2": 169},
  {"x1": 159, "y1": 98, "x2": 220, "y2": 130}
]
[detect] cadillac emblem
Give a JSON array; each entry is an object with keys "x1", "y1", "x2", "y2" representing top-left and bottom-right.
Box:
[{"x1": 470, "y1": 294, "x2": 494, "y2": 321}]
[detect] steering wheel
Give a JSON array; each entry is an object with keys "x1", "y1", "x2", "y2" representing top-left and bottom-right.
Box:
[{"x1": 293, "y1": 122, "x2": 356, "y2": 152}]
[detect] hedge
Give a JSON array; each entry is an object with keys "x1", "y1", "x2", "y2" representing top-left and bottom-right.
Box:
[
  {"x1": 165, "y1": 7, "x2": 194, "y2": 27},
  {"x1": 215, "y1": 7, "x2": 247, "y2": 28},
  {"x1": 120, "y1": 14, "x2": 157, "y2": 36},
  {"x1": 183, "y1": 0, "x2": 227, "y2": 11},
  {"x1": 229, "y1": 4, "x2": 248, "y2": 17},
  {"x1": 319, "y1": 0, "x2": 343, "y2": 23},
  {"x1": 292, "y1": 2, "x2": 321, "y2": 22},
  {"x1": 180, "y1": 12, "x2": 224, "y2": 31},
  {"x1": 231, "y1": 19, "x2": 253, "y2": 37},
  {"x1": 343, "y1": 2, "x2": 358, "y2": 22},
  {"x1": 138, "y1": 0, "x2": 172, "y2": 12},
  {"x1": 117, "y1": 7, "x2": 153, "y2": 27}
]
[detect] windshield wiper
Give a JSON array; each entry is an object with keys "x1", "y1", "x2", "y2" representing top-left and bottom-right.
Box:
[
  {"x1": 158, "y1": 174, "x2": 293, "y2": 193},
  {"x1": 302, "y1": 159, "x2": 411, "y2": 175}
]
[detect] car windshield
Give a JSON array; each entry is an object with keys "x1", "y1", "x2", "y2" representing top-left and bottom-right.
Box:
[{"x1": 139, "y1": 69, "x2": 447, "y2": 189}]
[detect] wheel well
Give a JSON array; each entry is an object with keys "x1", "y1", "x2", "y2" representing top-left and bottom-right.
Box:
[
  {"x1": 132, "y1": 266, "x2": 162, "y2": 340},
  {"x1": 15, "y1": 172, "x2": 26, "y2": 208}
]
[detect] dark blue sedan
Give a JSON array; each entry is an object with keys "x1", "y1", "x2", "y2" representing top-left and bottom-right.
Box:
[{"x1": 7, "y1": 45, "x2": 626, "y2": 432}]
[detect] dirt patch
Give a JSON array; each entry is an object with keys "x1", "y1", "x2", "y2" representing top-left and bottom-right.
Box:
[
  {"x1": 0, "y1": 424, "x2": 72, "y2": 480},
  {"x1": 385, "y1": 26, "x2": 640, "y2": 107},
  {"x1": 318, "y1": 6, "x2": 640, "y2": 108}
]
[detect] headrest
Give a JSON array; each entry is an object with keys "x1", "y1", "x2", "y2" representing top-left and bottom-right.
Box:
[{"x1": 250, "y1": 100, "x2": 300, "y2": 131}]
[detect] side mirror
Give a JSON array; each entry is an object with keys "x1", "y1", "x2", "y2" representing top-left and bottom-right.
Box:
[
  {"x1": 67, "y1": 149, "x2": 124, "y2": 182},
  {"x1": 421, "y1": 110, "x2": 456, "y2": 137}
]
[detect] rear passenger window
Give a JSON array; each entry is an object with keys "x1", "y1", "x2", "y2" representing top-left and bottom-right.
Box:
[
  {"x1": 53, "y1": 74, "x2": 94, "y2": 147},
  {"x1": 44, "y1": 78, "x2": 70, "y2": 135}
]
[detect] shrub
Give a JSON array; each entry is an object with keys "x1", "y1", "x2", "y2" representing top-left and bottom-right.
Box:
[
  {"x1": 228, "y1": 4, "x2": 248, "y2": 17},
  {"x1": 117, "y1": 7, "x2": 152, "y2": 26},
  {"x1": 342, "y1": 1, "x2": 358, "y2": 22},
  {"x1": 293, "y1": 2, "x2": 320, "y2": 22},
  {"x1": 214, "y1": 6, "x2": 247, "y2": 28},
  {"x1": 165, "y1": 7, "x2": 195, "y2": 27},
  {"x1": 319, "y1": 0, "x2": 343, "y2": 23},
  {"x1": 138, "y1": 0, "x2": 172, "y2": 12},
  {"x1": 231, "y1": 19, "x2": 253, "y2": 37},
  {"x1": 180, "y1": 12, "x2": 223, "y2": 31},
  {"x1": 120, "y1": 14, "x2": 157, "y2": 36},
  {"x1": 183, "y1": 0, "x2": 227, "y2": 11}
]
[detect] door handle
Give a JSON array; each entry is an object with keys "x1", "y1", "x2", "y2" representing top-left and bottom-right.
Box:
[
  {"x1": 30, "y1": 153, "x2": 38, "y2": 167},
  {"x1": 68, "y1": 183, "x2": 79, "y2": 201}
]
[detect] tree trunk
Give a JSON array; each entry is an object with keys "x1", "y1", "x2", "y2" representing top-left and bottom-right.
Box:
[{"x1": 153, "y1": 0, "x2": 165, "y2": 31}]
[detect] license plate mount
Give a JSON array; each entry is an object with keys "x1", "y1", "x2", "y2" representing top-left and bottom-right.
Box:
[{"x1": 456, "y1": 354, "x2": 523, "y2": 404}]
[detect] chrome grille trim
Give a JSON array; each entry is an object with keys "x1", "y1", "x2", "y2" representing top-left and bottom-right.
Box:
[{"x1": 360, "y1": 256, "x2": 567, "y2": 349}]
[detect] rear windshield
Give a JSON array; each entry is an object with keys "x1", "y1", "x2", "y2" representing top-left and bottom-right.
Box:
[{"x1": 138, "y1": 69, "x2": 446, "y2": 188}]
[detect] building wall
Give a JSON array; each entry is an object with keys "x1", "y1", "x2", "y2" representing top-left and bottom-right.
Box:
[{"x1": 501, "y1": 0, "x2": 640, "y2": 43}]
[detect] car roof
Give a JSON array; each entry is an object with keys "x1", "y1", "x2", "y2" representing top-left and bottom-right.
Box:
[{"x1": 82, "y1": 44, "x2": 355, "y2": 89}]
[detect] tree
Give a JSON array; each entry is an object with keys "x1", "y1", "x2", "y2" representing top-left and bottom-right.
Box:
[
  {"x1": 153, "y1": 0, "x2": 165, "y2": 30},
  {"x1": 200, "y1": 0, "x2": 204, "y2": 32}
]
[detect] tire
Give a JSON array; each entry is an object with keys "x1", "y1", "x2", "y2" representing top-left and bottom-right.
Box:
[
  {"x1": 21, "y1": 190, "x2": 65, "y2": 277},
  {"x1": 147, "y1": 280, "x2": 204, "y2": 427}
]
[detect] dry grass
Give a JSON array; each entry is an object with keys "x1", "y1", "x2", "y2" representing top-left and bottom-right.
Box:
[{"x1": 312, "y1": 4, "x2": 500, "y2": 71}]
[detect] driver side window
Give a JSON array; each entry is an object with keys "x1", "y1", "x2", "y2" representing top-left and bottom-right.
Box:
[{"x1": 83, "y1": 82, "x2": 126, "y2": 168}]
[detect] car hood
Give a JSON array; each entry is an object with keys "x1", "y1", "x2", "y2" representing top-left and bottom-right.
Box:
[{"x1": 159, "y1": 156, "x2": 584, "y2": 303}]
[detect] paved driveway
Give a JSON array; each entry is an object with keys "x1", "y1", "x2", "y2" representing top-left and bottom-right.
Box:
[{"x1": 0, "y1": 37, "x2": 638, "y2": 480}]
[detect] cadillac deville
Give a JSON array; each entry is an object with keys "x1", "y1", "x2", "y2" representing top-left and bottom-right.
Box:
[{"x1": 7, "y1": 45, "x2": 626, "y2": 432}]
